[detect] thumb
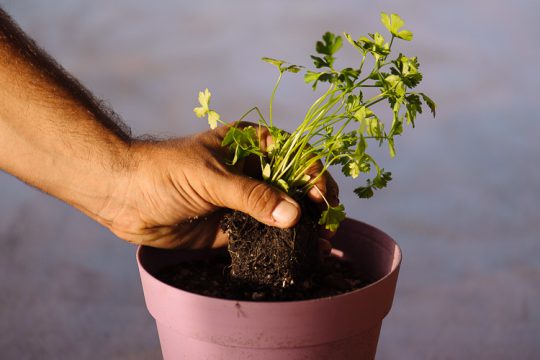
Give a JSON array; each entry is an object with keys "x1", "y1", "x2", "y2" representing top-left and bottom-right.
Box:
[{"x1": 210, "y1": 173, "x2": 301, "y2": 228}]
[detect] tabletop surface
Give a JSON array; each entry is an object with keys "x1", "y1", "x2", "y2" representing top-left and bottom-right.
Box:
[{"x1": 1, "y1": 1, "x2": 539, "y2": 359}]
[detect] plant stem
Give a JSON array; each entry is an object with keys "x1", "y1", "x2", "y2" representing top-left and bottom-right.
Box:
[
  {"x1": 271, "y1": 85, "x2": 336, "y2": 181},
  {"x1": 269, "y1": 72, "x2": 283, "y2": 126},
  {"x1": 237, "y1": 106, "x2": 268, "y2": 127}
]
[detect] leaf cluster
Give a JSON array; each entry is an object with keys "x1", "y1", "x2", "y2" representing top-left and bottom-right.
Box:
[{"x1": 194, "y1": 12, "x2": 436, "y2": 232}]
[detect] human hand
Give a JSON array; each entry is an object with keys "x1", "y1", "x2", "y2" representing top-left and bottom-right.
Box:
[
  {"x1": 96, "y1": 123, "x2": 338, "y2": 249},
  {"x1": 0, "y1": 10, "x2": 339, "y2": 251}
]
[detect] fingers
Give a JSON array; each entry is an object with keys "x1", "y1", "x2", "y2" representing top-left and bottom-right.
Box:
[
  {"x1": 206, "y1": 124, "x2": 338, "y2": 233},
  {"x1": 301, "y1": 160, "x2": 339, "y2": 240},
  {"x1": 208, "y1": 172, "x2": 301, "y2": 229},
  {"x1": 213, "y1": 122, "x2": 338, "y2": 207},
  {"x1": 306, "y1": 163, "x2": 340, "y2": 207},
  {"x1": 319, "y1": 238, "x2": 332, "y2": 256}
]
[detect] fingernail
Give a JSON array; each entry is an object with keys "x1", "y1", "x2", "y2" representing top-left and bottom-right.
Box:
[
  {"x1": 272, "y1": 200, "x2": 299, "y2": 225},
  {"x1": 308, "y1": 187, "x2": 321, "y2": 200}
]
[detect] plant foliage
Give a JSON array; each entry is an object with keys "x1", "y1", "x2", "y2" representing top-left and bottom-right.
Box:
[{"x1": 194, "y1": 12, "x2": 436, "y2": 231}]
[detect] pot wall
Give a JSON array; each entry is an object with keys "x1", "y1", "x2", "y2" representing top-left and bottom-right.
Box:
[{"x1": 137, "y1": 218, "x2": 402, "y2": 360}]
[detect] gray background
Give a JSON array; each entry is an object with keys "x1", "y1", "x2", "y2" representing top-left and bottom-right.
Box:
[{"x1": 1, "y1": 0, "x2": 539, "y2": 359}]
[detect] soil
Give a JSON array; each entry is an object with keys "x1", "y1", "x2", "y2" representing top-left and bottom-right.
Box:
[
  {"x1": 221, "y1": 206, "x2": 320, "y2": 290},
  {"x1": 157, "y1": 251, "x2": 371, "y2": 301},
  {"x1": 157, "y1": 204, "x2": 373, "y2": 301}
]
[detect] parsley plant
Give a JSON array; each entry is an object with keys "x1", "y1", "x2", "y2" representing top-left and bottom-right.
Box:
[{"x1": 194, "y1": 13, "x2": 436, "y2": 232}]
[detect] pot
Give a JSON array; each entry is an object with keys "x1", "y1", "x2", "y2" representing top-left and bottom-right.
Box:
[{"x1": 137, "y1": 218, "x2": 402, "y2": 360}]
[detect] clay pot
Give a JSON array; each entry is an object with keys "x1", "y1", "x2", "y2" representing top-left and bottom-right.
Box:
[{"x1": 137, "y1": 218, "x2": 402, "y2": 360}]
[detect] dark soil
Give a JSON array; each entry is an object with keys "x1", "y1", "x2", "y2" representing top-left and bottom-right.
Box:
[
  {"x1": 156, "y1": 205, "x2": 372, "y2": 301},
  {"x1": 157, "y1": 250, "x2": 371, "y2": 301},
  {"x1": 221, "y1": 207, "x2": 320, "y2": 290}
]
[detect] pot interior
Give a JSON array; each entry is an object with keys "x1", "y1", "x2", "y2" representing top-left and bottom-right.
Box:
[{"x1": 139, "y1": 218, "x2": 401, "y2": 287}]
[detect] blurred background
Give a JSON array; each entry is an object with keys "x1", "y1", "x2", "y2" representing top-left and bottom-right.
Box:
[{"x1": 1, "y1": 0, "x2": 539, "y2": 358}]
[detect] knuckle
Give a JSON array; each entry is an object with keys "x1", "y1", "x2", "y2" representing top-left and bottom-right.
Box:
[
  {"x1": 245, "y1": 182, "x2": 277, "y2": 214},
  {"x1": 328, "y1": 177, "x2": 339, "y2": 197},
  {"x1": 311, "y1": 160, "x2": 324, "y2": 172}
]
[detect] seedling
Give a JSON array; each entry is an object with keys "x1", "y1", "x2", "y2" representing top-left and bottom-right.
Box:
[{"x1": 194, "y1": 12, "x2": 436, "y2": 232}]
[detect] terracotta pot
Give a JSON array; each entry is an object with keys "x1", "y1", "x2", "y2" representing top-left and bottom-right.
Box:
[{"x1": 137, "y1": 218, "x2": 402, "y2": 360}]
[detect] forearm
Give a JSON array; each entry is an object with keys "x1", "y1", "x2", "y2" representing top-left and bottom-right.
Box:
[{"x1": 0, "y1": 9, "x2": 133, "y2": 220}]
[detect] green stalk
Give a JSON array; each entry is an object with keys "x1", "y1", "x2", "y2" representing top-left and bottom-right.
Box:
[
  {"x1": 272, "y1": 88, "x2": 342, "y2": 182},
  {"x1": 269, "y1": 72, "x2": 283, "y2": 126},
  {"x1": 236, "y1": 106, "x2": 268, "y2": 127},
  {"x1": 270, "y1": 86, "x2": 335, "y2": 181}
]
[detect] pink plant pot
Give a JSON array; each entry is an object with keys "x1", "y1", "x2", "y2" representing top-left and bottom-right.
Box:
[{"x1": 137, "y1": 218, "x2": 402, "y2": 360}]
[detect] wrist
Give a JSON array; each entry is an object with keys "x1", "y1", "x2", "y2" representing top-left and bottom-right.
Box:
[{"x1": 84, "y1": 138, "x2": 141, "y2": 228}]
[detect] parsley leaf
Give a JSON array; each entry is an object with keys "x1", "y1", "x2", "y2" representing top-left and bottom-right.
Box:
[
  {"x1": 319, "y1": 205, "x2": 346, "y2": 232},
  {"x1": 193, "y1": 88, "x2": 221, "y2": 129},
  {"x1": 381, "y1": 13, "x2": 413, "y2": 41},
  {"x1": 262, "y1": 57, "x2": 303, "y2": 73},
  {"x1": 313, "y1": 32, "x2": 343, "y2": 69}
]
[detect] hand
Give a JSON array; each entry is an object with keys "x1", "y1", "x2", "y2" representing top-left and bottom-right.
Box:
[
  {"x1": 96, "y1": 123, "x2": 339, "y2": 249},
  {"x1": 0, "y1": 10, "x2": 339, "y2": 251}
]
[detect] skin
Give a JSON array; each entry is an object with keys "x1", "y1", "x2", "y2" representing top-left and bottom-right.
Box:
[{"x1": 0, "y1": 8, "x2": 338, "y2": 249}]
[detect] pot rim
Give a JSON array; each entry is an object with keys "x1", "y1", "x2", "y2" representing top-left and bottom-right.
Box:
[{"x1": 136, "y1": 218, "x2": 402, "y2": 305}]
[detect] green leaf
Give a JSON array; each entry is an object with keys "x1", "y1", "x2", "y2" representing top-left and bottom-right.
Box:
[
  {"x1": 316, "y1": 32, "x2": 343, "y2": 56},
  {"x1": 390, "y1": 115, "x2": 404, "y2": 136},
  {"x1": 373, "y1": 170, "x2": 392, "y2": 189},
  {"x1": 267, "y1": 126, "x2": 288, "y2": 154},
  {"x1": 262, "y1": 57, "x2": 302, "y2": 74},
  {"x1": 221, "y1": 126, "x2": 262, "y2": 165},
  {"x1": 346, "y1": 94, "x2": 362, "y2": 112},
  {"x1": 230, "y1": 145, "x2": 248, "y2": 165},
  {"x1": 354, "y1": 186, "x2": 374, "y2": 199},
  {"x1": 284, "y1": 64, "x2": 303, "y2": 73},
  {"x1": 353, "y1": 106, "x2": 367, "y2": 122},
  {"x1": 384, "y1": 74, "x2": 401, "y2": 87},
  {"x1": 397, "y1": 30, "x2": 413, "y2": 41},
  {"x1": 390, "y1": 14, "x2": 405, "y2": 33},
  {"x1": 291, "y1": 174, "x2": 310, "y2": 187},
  {"x1": 380, "y1": 13, "x2": 392, "y2": 33},
  {"x1": 304, "y1": 70, "x2": 322, "y2": 84},
  {"x1": 405, "y1": 94, "x2": 422, "y2": 126},
  {"x1": 406, "y1": 73, "x2": 423, "y2": 88},
  {"x1": 312, "y1": 32, "x2": 343, "y2": 69},
  {"x1": 366, "y1": 117, "x2": 383, "y2": 138},
  {"x1": 420, "y1": 93, "x2": 437, "y2": 117},
  {"x1": 341, "y1": 130, "x2": 358, "y2": 148},
  {"x1": 388, "y1": 138, "x2": 396, "y2": 158},
  {"x1": 262, "y1": 57, "x2": 285, "y2": 69},
  {"x1": 194, "y1": 88, "x2": 221, "y2": 128},
  {"x1": 262, "y1": 163, "x2": 271, "y2": 180},
  {"x1": 276, "y1": 179, "x2": 290, "y2": 192},
  {"x1": 354, "y1": 170, "x2": 392, "y2": 199},
  {"x1": 319, "y1": 204, "x2": 346, "y2": 232},
  {"x1": 344, "y1": 32, "x2": 363, "y2": 53},
  {"x1": 221, "y1": 127, "x2": 238, "y2": 147},
  {"x1": 391, "y1": 55, "x2": 423, "y2": 88},
  {"x1": 338, "y1": 67, "x2": 360, "y2": 88},
  {"x1": 207, "y1": 110, "x2": 220, "y2": 129},
  {"x1": 193, "y1": 106, "x2": 207, "y2": 118},
  {"x1": 359, "y1": 33, "x2": 390, "y2": 60},
  {"x1": 311, "y1": 55, "x2": 330, "y2": 69},
  {"x1": 222, "y1": 126, "x2": 254, "y2": 147},
  {"x1": 380, "y1": 13, "x2": 413, "y2": 41},
  {"x1": 304, "y1": 69, "x2": 334, "y2": 89},
  {"x1": 230, "y1": 146, "x2": 240, "y2": 165},
  {"x1": 342, "y1": 161, "x2": 360, "y2": 178},
  {"x1": 357, "y1": 134, "x2": 367, "y2": 155}
]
